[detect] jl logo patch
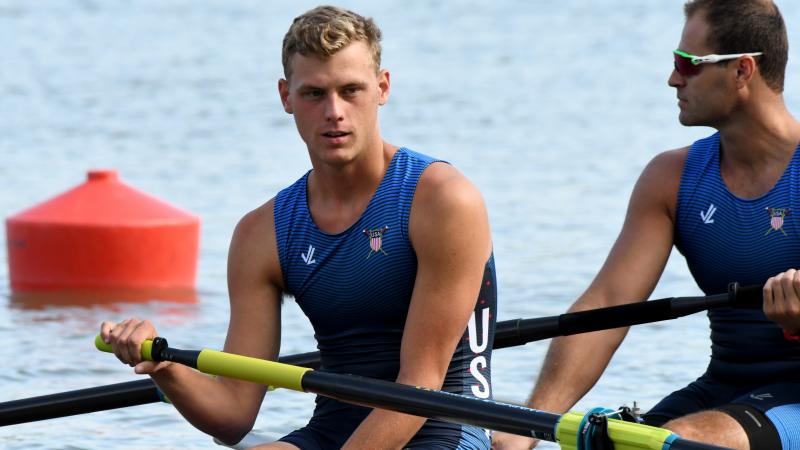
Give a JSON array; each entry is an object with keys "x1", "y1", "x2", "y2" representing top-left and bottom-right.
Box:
[
  {"x1": 765, "y1": 207, "x2": 790, "y2": 236},
  {"x1": 363, "y1": 226, "x2": 389, "y2": 258}
]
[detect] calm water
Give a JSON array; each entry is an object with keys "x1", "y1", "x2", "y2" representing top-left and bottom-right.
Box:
[{"x1": 2, "y1": 1, "x2": 799, "y2": 449}]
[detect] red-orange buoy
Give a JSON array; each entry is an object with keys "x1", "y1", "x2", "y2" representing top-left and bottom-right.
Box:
[{"x1": 6, "y1": 170, "x2": 200, "y2": 302}]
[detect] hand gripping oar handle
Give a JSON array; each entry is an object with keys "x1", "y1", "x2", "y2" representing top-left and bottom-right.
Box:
[
  {"x1": 94, "y1": 336, "x2": 312, "y2": 392},
  {"x1": 0, "y1": 344, "x2": 319, "y2": 428},
  {"x1": 494, "y1": 282, "x2": 762, "y2": 348},
  {"x1": 94, "y1": 337, "x2": 731, "y2": 450}
]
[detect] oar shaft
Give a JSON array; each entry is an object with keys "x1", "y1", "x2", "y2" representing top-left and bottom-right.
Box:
[
  {"x1": 134, "y1": 339, "x2": 560, "y2": 438},
  {"x1": 0, "y1": 379, "x2": 159, "y2": 427},
  {"x1": 301, "y1": 370, "x2": 560, "y2": 440},
  {"x1": 139, "y1": 339, "x2": 562, "y2": 440},
  {"x1": 138, "y1": 338, "x2": 730, "y2": 450},
  {"x1": 0, "y1": 348, "x2": 321, "y2": 427},
  {"x1": 1, "y1": 283, "x2": 762, "y2": 427},
  {"x1": 496, "y1": 283, "x2": 762, "y2": 347}
]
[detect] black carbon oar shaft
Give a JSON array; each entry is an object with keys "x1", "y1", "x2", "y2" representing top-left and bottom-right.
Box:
[
  {"x1": 494, "y1": 283, "x2": 762, "y2": 348},
  {"x1": 0, "y1": 379, "x2": 160, "y2": 427}
]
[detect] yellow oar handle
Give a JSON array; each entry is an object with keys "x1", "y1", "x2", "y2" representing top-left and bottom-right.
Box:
[
  {"x1": 94, "y1": 335, "x2": 311, "y2": 392},
  {"x1": 94, "y1": 335, "x2": 155, "y2": 360},
  {"x1": 196, "y1": 349, "x2": 310, "y2": 392}
]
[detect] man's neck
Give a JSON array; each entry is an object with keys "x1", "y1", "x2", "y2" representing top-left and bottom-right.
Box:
[
  {"x1": 715, "y1": 95, "x2": 800, "y2": 198},
  {"x1": 307, "y1": 141, "x2": 397, "y2": 234},
  {"x1": 717, "y1": 95, "x2": 800, "y2": 167}
]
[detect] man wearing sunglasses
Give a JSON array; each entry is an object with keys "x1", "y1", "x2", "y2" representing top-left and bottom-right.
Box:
[{"x1": 493, "y1": 1, "x2": 800, "y2": 449}]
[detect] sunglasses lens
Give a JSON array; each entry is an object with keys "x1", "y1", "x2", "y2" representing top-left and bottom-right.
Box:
[{"x1": 674, "y1": 53, "x2": 700, "y2": 76}]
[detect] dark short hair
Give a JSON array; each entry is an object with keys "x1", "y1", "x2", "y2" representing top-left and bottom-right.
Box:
[{"x1": 684, "y1": 0, "x2": 788, "y2": 92}]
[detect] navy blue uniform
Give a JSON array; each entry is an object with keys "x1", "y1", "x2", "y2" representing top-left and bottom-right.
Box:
[
  {"x1": 274, "y1": 148, "x2": 496, "y2": 449},
  {"x1": 645, "y1": 133, "x2": 800, "y2": 448}
]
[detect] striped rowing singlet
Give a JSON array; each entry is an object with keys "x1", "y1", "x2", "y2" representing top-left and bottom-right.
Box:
[
  {"x1": 274, "y1": 147, "x2": 496, "y2": 449},
  {"x1": 675, "y1": 132, "x2": 800, "y2": 381}
]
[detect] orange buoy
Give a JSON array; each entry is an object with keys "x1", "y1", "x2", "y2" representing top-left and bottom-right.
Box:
[{"x1": 5, "y1": 170, "x2": 200, "y2": 301}]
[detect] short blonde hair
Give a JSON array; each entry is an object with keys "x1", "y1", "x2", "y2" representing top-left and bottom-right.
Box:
[{"x1": 282, "y1": 5, "x2": 382, "y2": 80}]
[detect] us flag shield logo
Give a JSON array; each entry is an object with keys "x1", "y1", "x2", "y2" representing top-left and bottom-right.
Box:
[
  {"x1": 363, "y1": 226, "x2": 389, "y2": 258},
  {"x1": 765, "y1": 207, "x2": 790, "y2": 236}
]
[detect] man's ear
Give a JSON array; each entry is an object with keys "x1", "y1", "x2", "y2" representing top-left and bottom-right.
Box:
[
  {"x1": 278, "y1": 78, "x2": 293, "y2": 114},
  {"x1": 735, "y1": 56, "x2": 757, "y2": 89},
  {"x1": 378, "y1": 69, "x2": 390, "y2": 106}
]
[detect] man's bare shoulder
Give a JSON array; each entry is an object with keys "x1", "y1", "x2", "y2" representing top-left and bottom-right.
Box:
[
  {"x1": 646, "y1": 146, "x2": 690, "y2": 176},
  {"x1": 636, "y1": 146, "x2": 690, "y2": 190},
  {"x1": 228, "y1": 197, "x2": 284, "y2": 289},
  {"x1": 410, "y1": 162, "x2": 491, "y2": 256},
  {"x1": 630, "y1": 146, "x2": 691, "y2": 219},
  {"x1": 231, "y1": 198, "x2": 277, "y2": 260},
  {"x1": 231, "y1": 198, "x2": 278, "y2": 249},
  {"x1": 414, "y1": 162, "x2": 484, "y2": 212}
]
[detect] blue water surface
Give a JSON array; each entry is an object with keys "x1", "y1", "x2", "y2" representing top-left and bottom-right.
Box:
[{"x1": 1, "y1": 1, "x2": 799, "y2": 448}]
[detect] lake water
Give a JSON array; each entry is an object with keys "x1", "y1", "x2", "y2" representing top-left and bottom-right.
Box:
[{"x1": 2, "y1": 1, "x2": 799, "y2": 449}]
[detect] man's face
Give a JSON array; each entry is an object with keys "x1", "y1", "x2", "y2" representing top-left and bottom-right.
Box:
[
  {"x1": 279, "y1": 41, "x2": 390, "y2": 167},
  {"x1": 668, "y1": 13, "x2": 737, "y2": 127}
]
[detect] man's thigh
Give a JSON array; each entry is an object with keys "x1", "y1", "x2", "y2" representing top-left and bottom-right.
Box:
[{"x1": 718, "y1": 382, "x2": 800, "y2": 450}]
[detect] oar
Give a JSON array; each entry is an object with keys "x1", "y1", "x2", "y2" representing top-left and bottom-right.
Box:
[
  {"x1": 0, "y1": 283, "x2": 762, "y2": 427},
  {"x1": 0, "y1": 351, "x2": 319, "y2": 427},
  {"x1": 494, "y1": 282, "x2": 761, "y2": 347},
  {"x1": 93, "y1": 336, "x2": 729, "y2": 450}
]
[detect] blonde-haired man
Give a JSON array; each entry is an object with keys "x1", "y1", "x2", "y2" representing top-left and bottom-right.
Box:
[{"x1": 102, "y1": 5, "x2": 496, "y2": 449}]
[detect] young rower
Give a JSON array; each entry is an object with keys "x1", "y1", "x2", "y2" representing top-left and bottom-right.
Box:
[
  {"x1": 493, "y1": 1, "x2": 800, "y2": 449},
  {"x1": 100, "y1": 5, "x2": 496, "y2": 449}
]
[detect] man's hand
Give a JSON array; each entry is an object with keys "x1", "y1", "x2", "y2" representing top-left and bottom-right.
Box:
[
  {"x1": 763, "y1": 268, "x2": 800, "y2": 335},
  {"x1": 100, "y1": 318, "x2": 173, "y2": 374}
]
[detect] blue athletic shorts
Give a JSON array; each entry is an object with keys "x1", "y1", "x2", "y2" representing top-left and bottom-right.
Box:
[{"x1": 643, "y1": 373, "x2": 800, "y2": 449}]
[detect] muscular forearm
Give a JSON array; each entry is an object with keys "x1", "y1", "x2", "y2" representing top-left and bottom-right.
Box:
[
  {"x1": 343, "y1": 409, "x2": 427, "y2": 450},
  {"x1": 527, "y1": 328, "x2": 627, "y2": 413},
  {"x1": 342, "y1": 361, "x2": 448, "y2": 449},
  {"x1": 152, "y1": 364, "x2": 261, "y2": 444}
]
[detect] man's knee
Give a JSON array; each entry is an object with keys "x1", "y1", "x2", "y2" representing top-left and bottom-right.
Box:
[
  {"x1": 662, "y1": 414, "x2": 707, "y2": 440},
  {"x1": 663, "y1": 410, "x2": 749, "y2": 449}
]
